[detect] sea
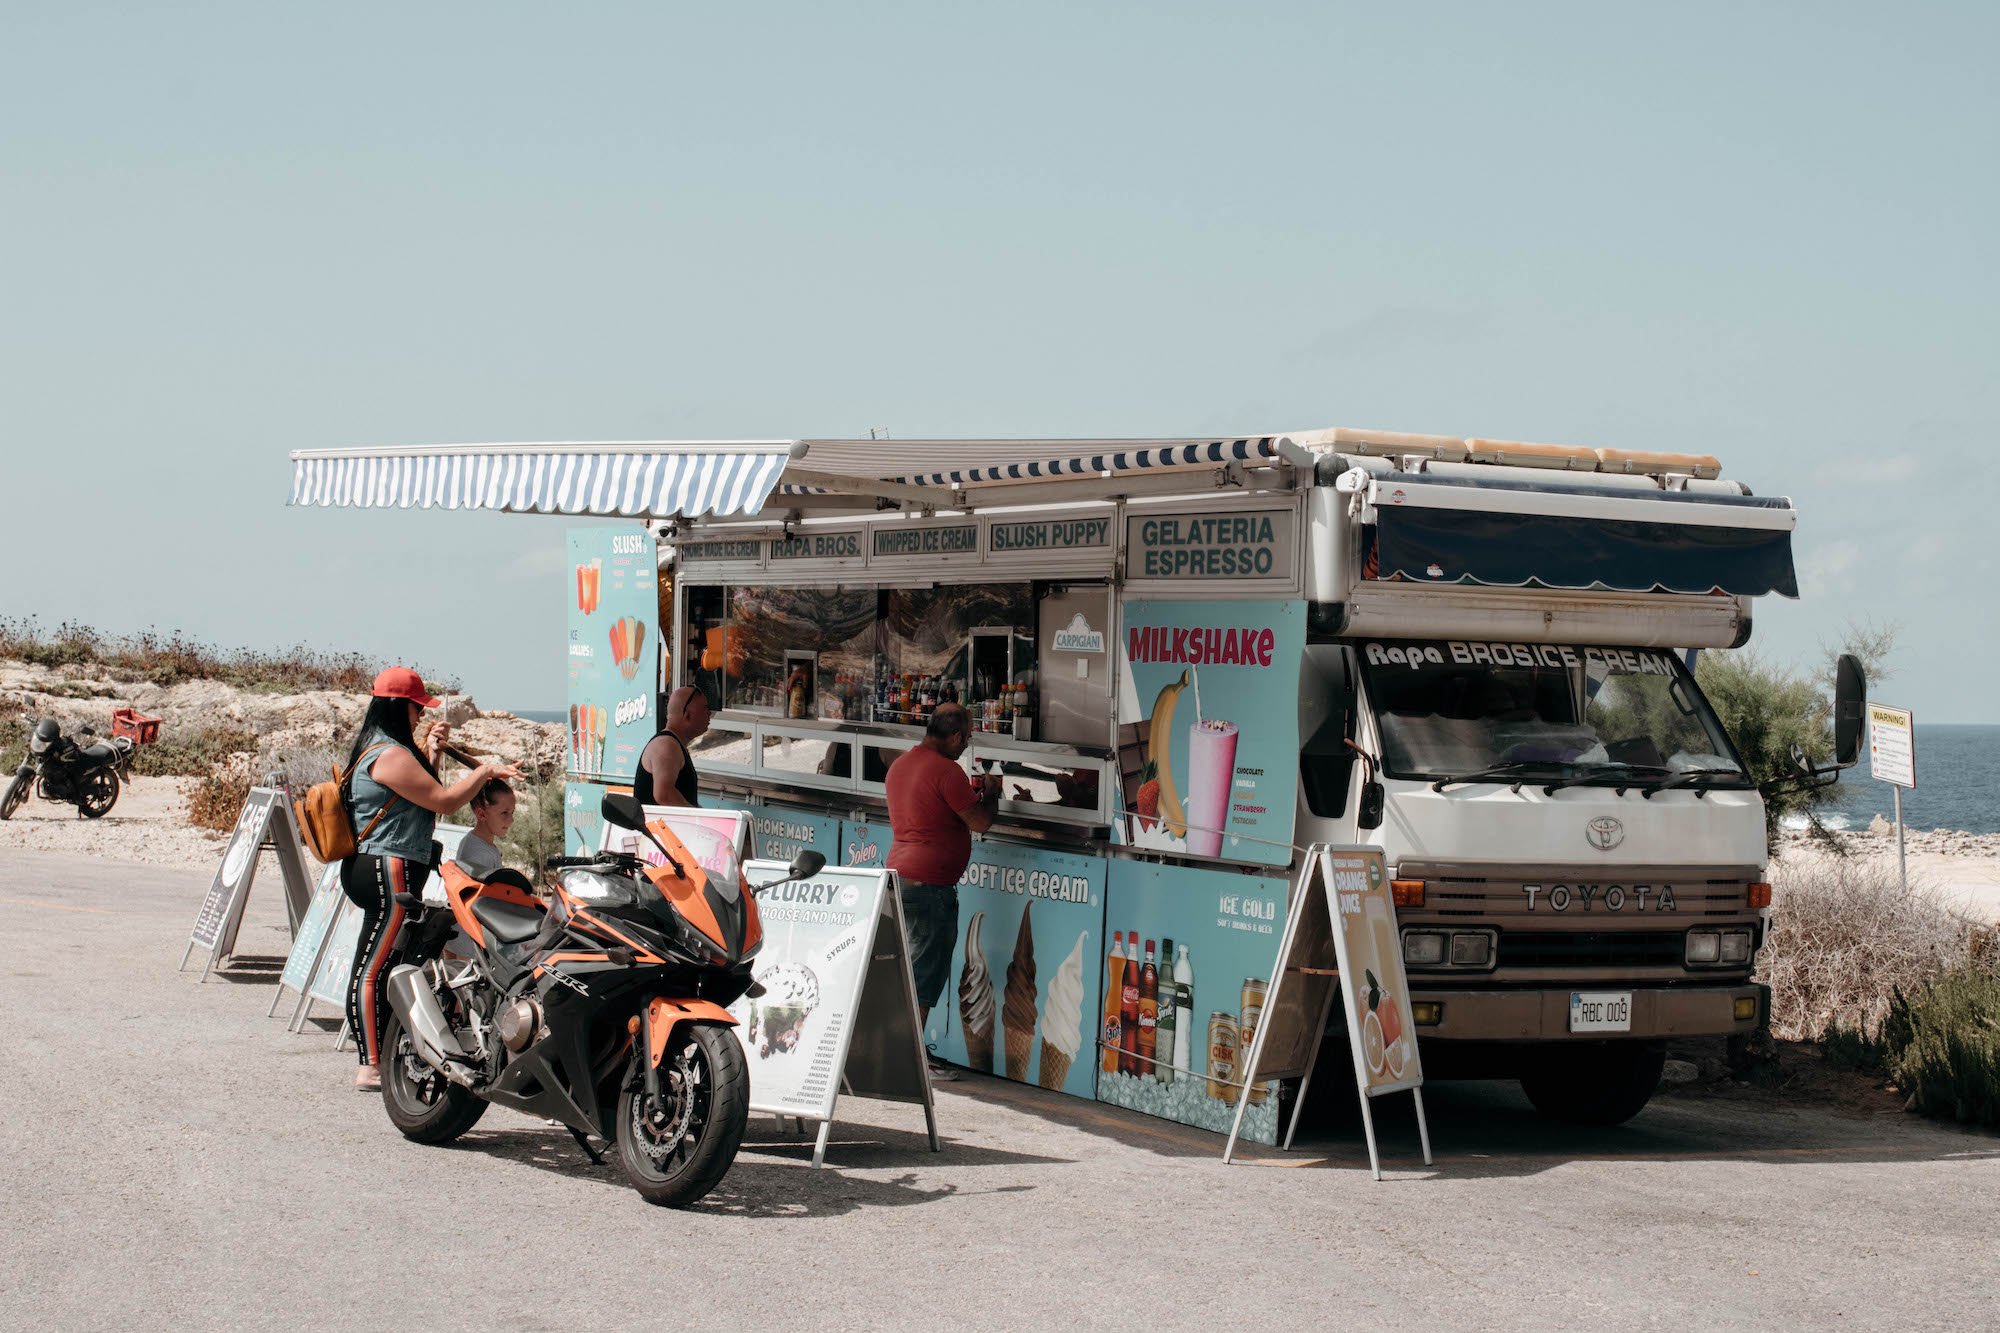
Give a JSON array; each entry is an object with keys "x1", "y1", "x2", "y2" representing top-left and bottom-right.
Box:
[
  {"x1": 513, "y1": 709, "x2": 564, "y2": 724},
  {"x1": 1785, "y1": 724, "x2": 2000, "y2": 836}
]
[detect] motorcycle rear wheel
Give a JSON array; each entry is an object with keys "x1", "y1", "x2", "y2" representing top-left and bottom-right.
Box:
[
  {"x1": 615, "y1": 1022, "x2": 749, "y2": 1208},
  {"x1": 76, "y1": 769, "x2": 118, "y2": 819},
  {"x1": 0, "y1": 773, "x2": 28, "y2": 821},
  {"x1": 380, "y1": 1013, "x2": 488, "y2": 1144}
]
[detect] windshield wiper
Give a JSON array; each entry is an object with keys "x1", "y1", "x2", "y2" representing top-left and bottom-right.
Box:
[
  {"x1": 1539, "y1": 763, "x2": 1672, "y2": 796},
  {"x1": 1639, "y1": 769, "x2": 1747, "y2": 800},
  {"x1": 1431, "y1": 761, "x2": 1569, "y2": 793}
]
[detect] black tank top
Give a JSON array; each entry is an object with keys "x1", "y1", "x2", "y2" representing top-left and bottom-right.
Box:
[{"x1": 636, "y1": 731, "x2": 699, "y2": 807}]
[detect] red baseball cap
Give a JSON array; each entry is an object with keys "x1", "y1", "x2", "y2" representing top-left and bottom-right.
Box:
[{"x1": 371, "y1": 666, "x2": 441, "y2": 709}]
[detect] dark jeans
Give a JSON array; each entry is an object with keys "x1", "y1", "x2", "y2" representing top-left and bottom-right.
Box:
[{"x1": 898, "y1": 879, "x2": 959, "y2": 1014}]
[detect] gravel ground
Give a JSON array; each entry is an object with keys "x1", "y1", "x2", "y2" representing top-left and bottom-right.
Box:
[
  {"x1": 0, "y1": 775, "x2": 228, "y2": 869},
  {"x1": 5, "y1": 849, "x2": 1999, "y2": 1333}
]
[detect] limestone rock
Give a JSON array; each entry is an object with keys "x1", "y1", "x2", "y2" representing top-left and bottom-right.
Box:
[
  {"x1": 1868, "y1": 814, "x2": 1893, "y2": 837},
  {"x1": 1660, "y1": 1059, "x2": 1701, "y2": 1085}
]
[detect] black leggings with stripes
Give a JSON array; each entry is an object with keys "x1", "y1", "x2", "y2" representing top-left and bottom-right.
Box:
[{"x1": 341, "y1": 852, "x2": 431, "y2": 1067}]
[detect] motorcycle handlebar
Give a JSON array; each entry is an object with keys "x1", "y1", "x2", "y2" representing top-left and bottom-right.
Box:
[{"x1": 544, "y1": 855, "x2": 601, "y2": 870}]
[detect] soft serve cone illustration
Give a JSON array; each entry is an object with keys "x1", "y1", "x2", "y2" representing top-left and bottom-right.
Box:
[
  {"x1": 1001, "y1": 904, "x2": 1036, "y2": 1081},
  {"x1": 957, "y1": 912, "x2": 995, "y2": 1074},
  {"x1": 1037, "y1": 930, "x2": 1088, "y2": 1090}
]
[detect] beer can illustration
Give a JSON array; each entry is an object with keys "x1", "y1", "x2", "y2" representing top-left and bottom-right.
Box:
[
  {"x1": 1206, "y1": 1011, "x2": 1239, "y2": 1100},
  {"x1": 1240, "y1": 978, "x2": 1269, "y2": 1105}
]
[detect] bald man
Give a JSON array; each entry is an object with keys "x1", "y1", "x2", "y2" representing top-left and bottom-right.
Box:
[{"x1": 635, "y1": 686, "x2": 711, "y2": 807}]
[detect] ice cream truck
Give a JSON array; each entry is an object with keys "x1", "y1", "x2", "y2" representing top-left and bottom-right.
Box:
[{"x1": 291, "y1": 426, "x2": 1854, "y2": 1136}]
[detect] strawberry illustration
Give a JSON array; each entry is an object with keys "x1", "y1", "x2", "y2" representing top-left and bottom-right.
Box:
[{"x1": 1135, "y1": 761, "x2": 1160, "y2": 832}]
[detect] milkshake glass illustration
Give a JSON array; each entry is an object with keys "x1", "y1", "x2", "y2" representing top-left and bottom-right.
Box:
[{"x1": 1184, "y1": 719, "x2": 1239, "y2": 858}]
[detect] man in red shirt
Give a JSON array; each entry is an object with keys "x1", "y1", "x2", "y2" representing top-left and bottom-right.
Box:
[{"x1": 885, "y1": 702, "x2": 999, "y2": 1080}]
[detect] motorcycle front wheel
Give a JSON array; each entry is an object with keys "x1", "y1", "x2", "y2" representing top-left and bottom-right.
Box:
[
  {"x1": 380, "y1": 1013, "x2": 488, "y2": 1144},
  {"x1": 615, "y1": 1022, "x2": 749, "y2": 1208},
  {"x1": 0, "y1": 772, "x2": 29, "y2": 821},
  {"x1": 76, "y1": 769, "x2": 118, "y2": 819}
]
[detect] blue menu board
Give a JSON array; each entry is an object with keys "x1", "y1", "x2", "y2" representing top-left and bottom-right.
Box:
[{"x1": 565, "y1": 525, "x2": 658, "y2": 783}]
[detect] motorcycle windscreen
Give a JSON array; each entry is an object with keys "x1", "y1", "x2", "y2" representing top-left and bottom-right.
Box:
[{"x1": 1369, "y1": 506, "x2": 1799, "y2": 599}]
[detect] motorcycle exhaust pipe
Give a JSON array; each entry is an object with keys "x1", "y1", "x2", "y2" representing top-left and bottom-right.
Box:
[{"x1": 385, "y1": 965, "x2": 476, "y2": 1087}]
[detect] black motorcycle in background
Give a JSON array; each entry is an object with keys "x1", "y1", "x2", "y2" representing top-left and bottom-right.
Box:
[{"x1": 2, "y1": 719, "x2": 137, "y2": 820}]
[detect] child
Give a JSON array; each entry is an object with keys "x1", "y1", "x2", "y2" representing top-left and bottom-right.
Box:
[{"x1": 454, "y1": 778, "x2": 515, "y2": 882}]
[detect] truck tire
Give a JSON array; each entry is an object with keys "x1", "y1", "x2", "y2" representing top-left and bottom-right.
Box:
[{"x1": 1519, "y1": 1040, "x2": 1667, "y2": 1127}]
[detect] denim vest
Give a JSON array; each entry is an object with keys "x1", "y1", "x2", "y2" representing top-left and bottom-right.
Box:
[{"x1": 348, "y1": 733, "x2": 437, "y2": 862}]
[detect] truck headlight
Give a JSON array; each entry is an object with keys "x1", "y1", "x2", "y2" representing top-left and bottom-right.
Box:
[
  {"x1": 1448, "y1": 931, "x2": 1493, "y2": 967},
  {"x1": 1686, "y1": 928, "x2": 1754, "y2": 966},
  {"x1": 1403, "y1": 932, "x2": 1446, "y2": 966}
]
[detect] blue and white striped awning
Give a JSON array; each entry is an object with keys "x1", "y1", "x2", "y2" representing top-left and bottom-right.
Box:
[
  {"x1": 782, "y1": 435, "x2": 1281, "y2": 491},
  {"x1": 288, "y1": 443, "x2": 797, "y2": 518}
]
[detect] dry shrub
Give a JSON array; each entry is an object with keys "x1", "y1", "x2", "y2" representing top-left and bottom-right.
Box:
[
  {"x1": 0, "y1": 615, "x2": 456, "y2": 696},
  {"x1": 1762, "y1": 852, "x2": 1973, "y2": 1040},
  {"x1": 185, "y1": 772, "x2": 253, "y2": 832}
]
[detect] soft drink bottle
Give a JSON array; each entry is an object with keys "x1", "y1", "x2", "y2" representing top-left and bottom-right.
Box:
[
  {"x1": 1155, "y1": 937, "x2": 1176, "y2": 1084},
  {"x1": 1138, "y1": 940, "x2": 1159, "y2": 1079},
  {"x1": 1118, "y1": 936, "x2": 1140, "y2": 1075},
  {"x1": 1101, "y1": 932, "x2": 1125, "y2": 1074},
  {"x1": 1171, "y1": 944, "x2": 1195, "y2": 1083}
]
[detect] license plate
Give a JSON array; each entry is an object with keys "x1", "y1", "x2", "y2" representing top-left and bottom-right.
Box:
[{"x1": 1569, "y1": 991, "x2": 1632, "y2": 1033}]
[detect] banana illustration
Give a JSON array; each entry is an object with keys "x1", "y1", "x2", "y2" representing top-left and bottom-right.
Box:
[{"x1": 1146, "y1": 670, "x2": 1191, "y2": 839}]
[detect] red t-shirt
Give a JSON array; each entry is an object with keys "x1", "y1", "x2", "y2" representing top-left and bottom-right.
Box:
[{"x1": 884, "y1": 745, "x2": 978, "y2": 887}]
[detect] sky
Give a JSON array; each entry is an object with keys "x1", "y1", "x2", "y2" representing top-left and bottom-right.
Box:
[{"x1": 4, "y1": 3, "x2": 1994, "y2": 720}]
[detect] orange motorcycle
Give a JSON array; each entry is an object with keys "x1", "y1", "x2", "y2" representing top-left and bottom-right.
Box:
[{"x1": 379, "y1": 792, "x2": 822, "y2": 1207}]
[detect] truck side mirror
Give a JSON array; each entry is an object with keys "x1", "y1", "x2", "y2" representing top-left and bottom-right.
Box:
[
  {"x1": 1357, "y1": 780, "x2": 1385, "y2": 830},
  {"x1": 1833, "y1": 652, "x2": 1866, "y2": 766}
]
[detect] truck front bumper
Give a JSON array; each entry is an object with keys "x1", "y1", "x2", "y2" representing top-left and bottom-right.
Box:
[{"x1": 1409, "y1": 983, "x2": 1766, "y2": 1041}]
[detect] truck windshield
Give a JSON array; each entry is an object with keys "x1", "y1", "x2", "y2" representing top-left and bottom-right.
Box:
[{"x1": 1355, "y1": 640, "x2": 1749, "y2": 786}]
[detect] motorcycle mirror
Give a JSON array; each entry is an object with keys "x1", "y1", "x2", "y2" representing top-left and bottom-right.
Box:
[
  {"x1": 788, "y1": 849, "x2": 826, "y2": 881},
  {"x1": 601, "y1": 792, "x2": 646, "y2": 830}
]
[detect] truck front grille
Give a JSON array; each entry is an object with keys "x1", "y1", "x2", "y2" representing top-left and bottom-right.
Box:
[{"x1": 1498, "y1": 931, "x2": 1687, "y2": 969}]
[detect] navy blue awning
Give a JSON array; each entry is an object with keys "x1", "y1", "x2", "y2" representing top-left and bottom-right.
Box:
[{"x1": 1371, "y1": 505, "x2": 1799, "y2": 598}]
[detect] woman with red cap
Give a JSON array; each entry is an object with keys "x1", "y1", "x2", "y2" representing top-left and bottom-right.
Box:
[{"x1": 341, "y1": 666, "x2": 518, "y2": 1091}]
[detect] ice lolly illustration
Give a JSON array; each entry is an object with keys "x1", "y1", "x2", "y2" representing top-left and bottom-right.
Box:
[{"x1": 1185, "y1": 718, "x2": 1239, "y2": 858}]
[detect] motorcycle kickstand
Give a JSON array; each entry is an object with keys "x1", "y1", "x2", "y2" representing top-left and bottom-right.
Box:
[{"x1": 565, "y1": 1125, "x2": 605, "y2": 1166}]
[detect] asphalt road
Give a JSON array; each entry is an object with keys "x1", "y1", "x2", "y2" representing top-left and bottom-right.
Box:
[{"x1": 5, "y1": 849, "x2": 1996, "y2": 1332}]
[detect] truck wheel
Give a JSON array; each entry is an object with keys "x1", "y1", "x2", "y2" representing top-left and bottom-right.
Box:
[{"x1": 1519, "y1": 1040, "x2": 1667, "y2": 1127}]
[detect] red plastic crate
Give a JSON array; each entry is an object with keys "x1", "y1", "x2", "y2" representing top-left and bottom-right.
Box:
[{"x1": 111, "y1": 708, "x2": 161, "y2": 745}]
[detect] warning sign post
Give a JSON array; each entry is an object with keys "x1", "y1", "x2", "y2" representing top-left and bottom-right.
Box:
[{"x1": 1868, "y1": 703, "x2": 1917, "y2": 890}]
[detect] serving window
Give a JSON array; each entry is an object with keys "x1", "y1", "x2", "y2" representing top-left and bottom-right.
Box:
[
  {"x1": 684, "y1": 584, "x2": 874, "y2": 717},
  {"x1": 678, "y1": 574, "x2": 1115, "y2": 824}
]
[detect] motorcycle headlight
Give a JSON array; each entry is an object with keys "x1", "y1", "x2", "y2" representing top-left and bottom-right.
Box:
[{"x1": 559, "y1": 869, "x2": 637, "y2": 907}]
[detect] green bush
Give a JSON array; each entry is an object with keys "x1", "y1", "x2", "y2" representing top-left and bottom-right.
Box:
[
  {"x1": 131, "y1": 727, "x2": 258, "y2": 778},
  {"x1": 1880, "y1": 967, "x2": 2000, "y2": 1127},
  {"x1": 0, "y1": 718, "x2": 25, "y2": 775},
  {"x1": 1696, "y1": 650, "x2": 1830, "y2": 838},
  {"x1": 499, "y1": 763, "x2": 566, "y2": 879}
]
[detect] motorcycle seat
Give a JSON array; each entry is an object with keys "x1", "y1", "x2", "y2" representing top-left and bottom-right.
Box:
[
  {"x1": 471, "y1": 895, "x2": 545, "y2": 946},
  {"x1": 78, "y1": 742, "x2": 117, "y2": 764}
]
